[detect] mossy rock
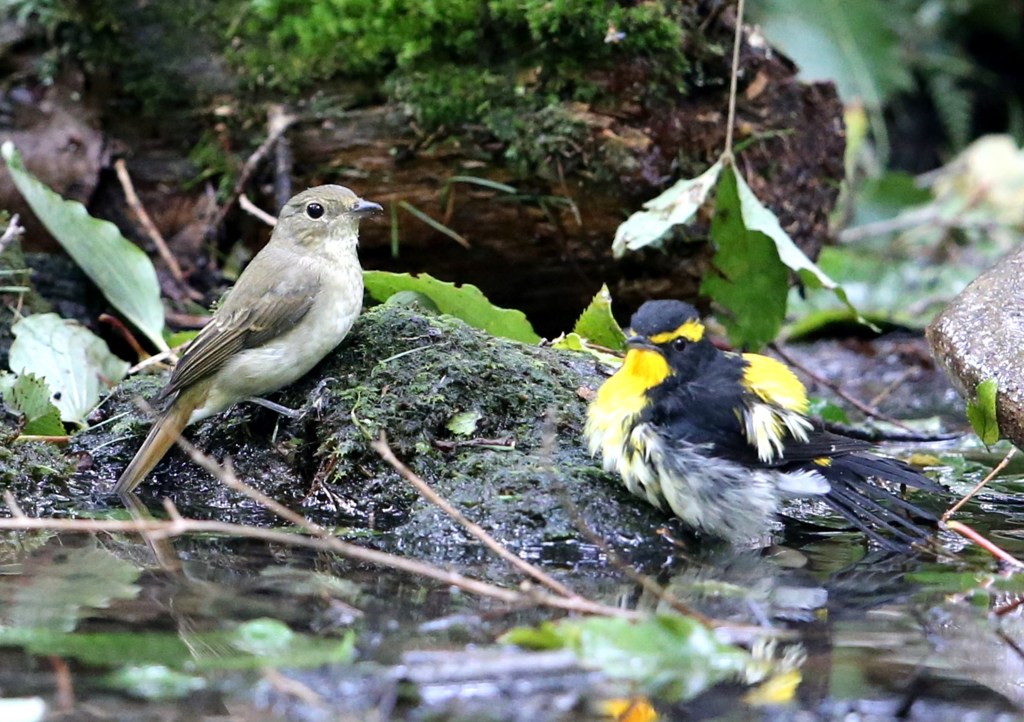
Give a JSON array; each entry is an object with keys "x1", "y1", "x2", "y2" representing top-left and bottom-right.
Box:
[
  {"x1": 0, "y1": 411, "x2": 80, "y2": 517},
  {"x1": 74, "y1": 303, "x2": 670, "y2": 574}
]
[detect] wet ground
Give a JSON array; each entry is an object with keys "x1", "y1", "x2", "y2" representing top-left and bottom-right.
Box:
[{"x1": 3, "y1": 334, "x2": 1024, "y2": 722}]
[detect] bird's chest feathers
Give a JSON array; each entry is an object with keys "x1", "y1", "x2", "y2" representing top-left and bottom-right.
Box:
[
  {"x1": 217, "y1": 259, "x2": 362, "y2": 397},
  {"x1": 587, "y1": 349, "x2": 670, "y2": 454}
]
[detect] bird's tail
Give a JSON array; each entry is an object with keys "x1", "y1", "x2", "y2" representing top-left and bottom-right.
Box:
[
  {"x1": 114, "y1": 398, "x2": 193, "y2": 495},
  {"x1": 815, "y1": 454, "x2": 941, "y2": 550}
]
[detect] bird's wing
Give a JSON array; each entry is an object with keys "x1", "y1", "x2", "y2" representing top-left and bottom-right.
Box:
[
  {"x1": 650, "y1": 353, "x2": 869, "y2": 467},
  {"x1": 739, "y1": 352, "x2": 808, "y2": 413},
  {"x1": 162, "y1": 260, "x2": 318, "y2": 398},
  {"x1": 764, "y1": 428, "x2": 873, "y2": 463}
]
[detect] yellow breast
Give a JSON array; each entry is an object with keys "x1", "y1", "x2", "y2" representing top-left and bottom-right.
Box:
[{"x1": 585, "y1": 349, "x2": 671, "y2": 464}]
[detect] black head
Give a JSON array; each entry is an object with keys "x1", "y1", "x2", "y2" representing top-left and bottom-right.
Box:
[
  {"x1": 626, "y1": 300, "x2": 712, "y2": 375},
  {"x1": 629, "y1": 300, "x2": 701, "y2": 338}
]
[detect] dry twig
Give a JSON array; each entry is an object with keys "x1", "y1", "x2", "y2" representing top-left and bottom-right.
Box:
[
  {"x1": 164, "y1": 432, "x2": 639, "y2": 619},
  {"x1": 769, "y1": 343, "x2": 916, "y2": 432},
  {"x1": 114, "y1": 158, "x2": 200, "y2": 301},
  {"x1": 210, "y1": 104, "x2": 297, "y2": 234},
  {"x1": 945, "y1": 520, "x2": 1024, "y2": 568},
  {"x1": 534, "y1": 411, "x2": 719, "y2": 628},
  {"x1": 0, "y1": 213, "x2": 24, "y2": 254},
  {"x1": 372, "y1": 432, "x2": 579, "y2": 600},
  {"x1": 943, "y1": 446, "x2": 1017, "y2": 522},
  {"x1": 239, "y1": 193, "x2": 279, "y2": 227}
]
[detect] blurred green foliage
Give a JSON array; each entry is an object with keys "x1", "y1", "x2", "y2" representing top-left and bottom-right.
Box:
[{"x1": 754, "y1": 0, "x2": 1023, "y2": 159}]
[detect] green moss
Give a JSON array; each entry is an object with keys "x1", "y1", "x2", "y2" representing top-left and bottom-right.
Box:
[
  {"x1": 0, "y1": 414, "x2": 77, "y2": 504},
  {"x1": 233, "y1": 0, "x2": 697, "y2": 175},
  {"x1": 389, "y1": 65, "x2": 520, "y2": 130}
]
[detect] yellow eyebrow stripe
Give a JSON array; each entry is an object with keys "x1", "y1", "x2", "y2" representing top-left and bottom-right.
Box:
[{"x1": 649, "y1": 320, "x2": 704, "y2": 344}]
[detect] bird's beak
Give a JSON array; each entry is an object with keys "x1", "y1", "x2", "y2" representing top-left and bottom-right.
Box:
[
  {"x1": 352, "y1": 199, "x2": 384, "y2": 217},
  {"x1": 625, "y1": 335, "x2": 658, "y2": 352}
]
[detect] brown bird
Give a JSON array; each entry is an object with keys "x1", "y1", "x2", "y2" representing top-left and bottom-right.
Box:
[{"x1": 115, "y1": 185, "x2": 380, "y2": 494}]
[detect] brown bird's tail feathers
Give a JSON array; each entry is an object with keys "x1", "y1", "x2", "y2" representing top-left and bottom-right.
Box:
[{"x1": 114, "y1": 399, "x2": 193, "y2": 495}]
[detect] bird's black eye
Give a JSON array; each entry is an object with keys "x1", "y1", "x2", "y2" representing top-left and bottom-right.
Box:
[
  {"x1": 306, "y1": 202, "x2": 325, "y2": 219},
  {"x1": 672, "y1": 338, "x2": 687, "y2": 351}
]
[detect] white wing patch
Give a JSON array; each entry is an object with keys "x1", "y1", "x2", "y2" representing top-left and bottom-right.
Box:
[{"x1": 741, "y1": 401, "x2": 812, "y2": 463}]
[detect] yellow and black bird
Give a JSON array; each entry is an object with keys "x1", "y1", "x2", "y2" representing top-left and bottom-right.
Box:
[{"x1": 585, "y1": 299, "x2": 941, "y2": 548}]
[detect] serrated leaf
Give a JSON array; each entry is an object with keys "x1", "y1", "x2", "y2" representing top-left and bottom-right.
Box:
[
  {"x1": 572, "y1": 285, "x2": 626, "y2": 350},
  {"x1": 966, "y1": 378, "x2": 999, "y2": 446},
  {"x1": 8, "y1": 313, "x2": 129, "y2": 426},
  {"x1": 2, "y1": 142, "x2": 168, "y2": 351},
  {"x1": 704, "y1": 166, "x2": 857, "y2": 348},
  {"x1": 0, "y1": 371, "x2": 64, "y2": 436},
  {"x1": 732, "y1": 167, "x2": 849, "y2": 300},
  {"x1": 551, "y1": 332, "x2": 623, "y2": 367},
  {"x1": 701, "y1": 168, "x2": 789, "y2": 349},
  {"x1": 612, "y1": 161, "x2": 723, "y2": 258},
  {"x1": 364, "y1": 271, "x2": 540, "y2": 344}
]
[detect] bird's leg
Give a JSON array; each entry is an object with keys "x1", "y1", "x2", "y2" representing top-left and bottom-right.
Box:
[{"x1": 247, "y1": 396, "x2": 303, "y2": 419}]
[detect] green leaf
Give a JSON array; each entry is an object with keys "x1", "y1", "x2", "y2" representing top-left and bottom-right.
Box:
[
  {"x1": 503, "y1": 615, "x2": 750, "y2": 702},
  {"x1": 0, "y1": 625, "x2": 355, "y2": 673},
  {"x1": 612, "y1": 160, "x2": 722, "y2": 258},
  {"x1": 2, "y1": 142, "x2": 168, "y2": 351},
  {"x1": 704, "y1": 166, "x2": 856, "y2": 349},
  {"x1": 807, "y1": 396, "x2": 851, "y2": 425},
  {"x1": 7, "y1": 544, "x2": 141, "y2": 633},
  {"x1": 966, "y1": 378, "x2": 1000, "y2": 446},
  {"x1": 364, "y1": 271, "x2": 540, "y2": 344},
  {"x1": 109, "y1": 665, "x2": 207, "y2": 701},
  {"x1": 852, "y1": 171, "x2": 931, "y2": 227},
  {"x1": 447, "y1": 409, "x2": 482, "y2": 436},
  {"x1": 731, "y1": 167, "x2": 848, "y2": 300},
  {"x1": 701, "y1": 167, "x2": 789, "y2": 349},
  {"x1": 0, "y1": 371, "x2": 65, "y2": 436},
  {"x1": 572, "y1": 284, "x2": 626, "y2": 350},
  {"x1": 8, "y1": 313, "x2": 129, "y2": 427},
  {"x1": 551, "y1": 332, "x2": 623, "y2": 367},
  {"x1": 229, "y1": 618, "x2": 295, "y2": 655}
]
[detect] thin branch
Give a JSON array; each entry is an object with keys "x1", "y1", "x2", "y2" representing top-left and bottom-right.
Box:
[
  {"x1": 945, "y1": 520, "x2": 1024, "y2": 568},
  {"x1": 769, "y1": 343, "x2": 916, "y2": 432},
  {"x1": 0, "y1": 213, "x2": 24, "y2": 254},
  {"x1": 372, "y1": 432, "x2": 579, "y2": 600},
  {"x1": 159, "y1": 431, "x2": 639, "y2": 619},
  {"x1": 210, "y1": 104, "x2": 297, "y2": 234},
  {"x1": 239, "y1": 193, "x2": 279, "y2": 227},
  {"x1": 867, "y1": 368, "x2": 916, "y2": 409},
  {"x1": 100, "y1": 312, "x2": 152, "y2": 365},
  {"x1": 114, "y1": 159, "x2": 200, "y2": 301},
  {"x1": 942, "y1": 446, "x2": 1017, "y2": 522},
  {"x1": 535, "y1": 411, "x2": 721, "y2": 629},
  {"x1": 4, "y1": 491, "x2": 26, "y2": 518},
  {"x1": 722, "y1": 0, "x2": 746, "y2": 161},
  {"x1": 560, "y1": 491, "x2": 717, "y2": 627}
]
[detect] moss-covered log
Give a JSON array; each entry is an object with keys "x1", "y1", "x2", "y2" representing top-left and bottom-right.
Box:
[{"x1": 2, "y1": 1, "x2": 845, "y2": 336}]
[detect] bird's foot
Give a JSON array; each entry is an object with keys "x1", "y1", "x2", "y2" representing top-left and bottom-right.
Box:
[{"x1": 247, "y1": 396, "x2": 304, "y2": 419}]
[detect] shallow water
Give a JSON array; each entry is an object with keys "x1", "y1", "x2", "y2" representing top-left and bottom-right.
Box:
[{"x1": 2, "y1": 453, "x2": 1023, "y2": 722}]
